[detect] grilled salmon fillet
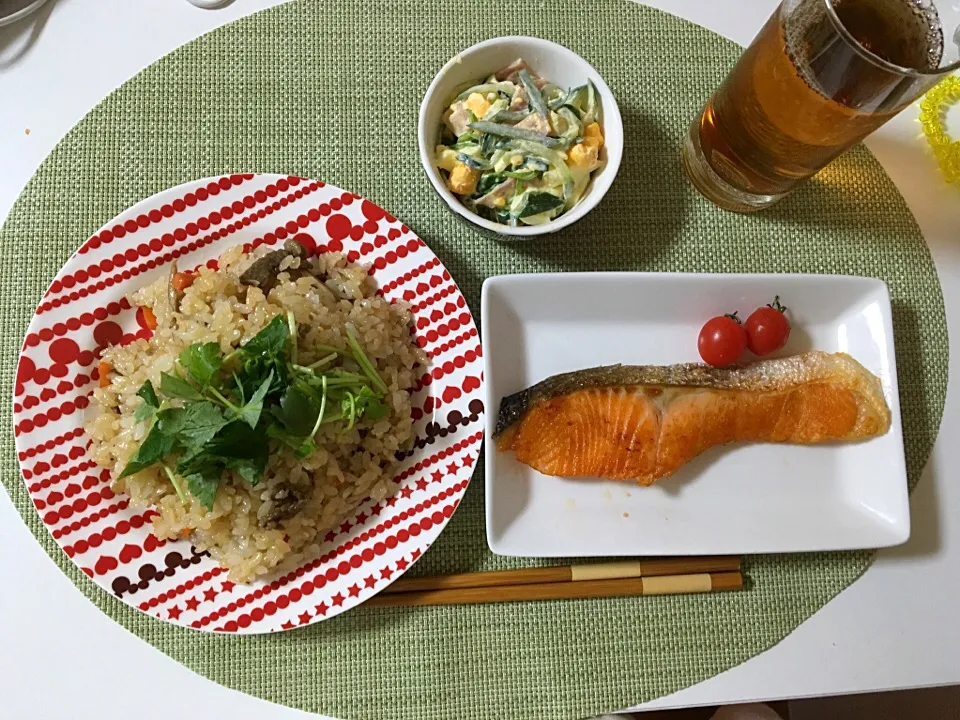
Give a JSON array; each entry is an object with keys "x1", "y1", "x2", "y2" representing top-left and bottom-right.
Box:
[{"x1": 494, "y1": 351, "x2": 891, "y2": 485}]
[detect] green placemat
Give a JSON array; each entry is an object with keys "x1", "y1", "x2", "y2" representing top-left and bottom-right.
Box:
[{"x1": 0, "y1": 1, "x2": 948, "y2": 718}]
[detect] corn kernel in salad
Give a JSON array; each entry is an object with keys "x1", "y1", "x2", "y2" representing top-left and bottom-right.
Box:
[
  {"x1": 448, "y1": 162, "x2": 481, "y2": 195},
  {"x1": 583, "y1": 122, "x2": 604, "y2": 148},
  {"x1": 568, "y1": 142, "x2": 600, "y2": 171},
  {"x1": 464, "y1": 93, "x2": 492, "y2": 119}
]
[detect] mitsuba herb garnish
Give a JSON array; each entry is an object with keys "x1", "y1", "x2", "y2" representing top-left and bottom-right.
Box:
[{"x1": 119, "y1": 314, "x2": 389, "y2": 510}]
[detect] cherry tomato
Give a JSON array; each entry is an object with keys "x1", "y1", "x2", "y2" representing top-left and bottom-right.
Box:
[
  {"x1": 745, "y1": 296, "x2": 790, "y2": 356},
  {"x1": 698, "y1": 314, "x2": 747, "y2": 367}
]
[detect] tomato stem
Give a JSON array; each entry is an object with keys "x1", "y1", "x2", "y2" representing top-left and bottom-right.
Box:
[
  {"x1": 768, "y1": 296, "x2": 787, "y2": 313},
  {"x1": 724, "y1": 311, "x2": 742, "y2": 324}
]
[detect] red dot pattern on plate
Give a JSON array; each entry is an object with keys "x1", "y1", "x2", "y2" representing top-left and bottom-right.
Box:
[
  {"x1": 18, "y1": 426, "x2": 84, "y2": 461},
  {"x1": 50, "y1": 500, "x2": 130, "y2": 539},
  {"x1": 25, "y1": 298, "x2": 130, "y2": 350},
  {"x1": 14, "y1": 175, "x2": 482, "y2": 634},
  {"x1": 74, "y1": 175, "x2": 255, "y2": 256},
  {"x1": 200, "y1": 475, "x2": 471, "y2": 628},
  {"x1": 36, "y1": 180, "x2": 319, "y2": 315}
]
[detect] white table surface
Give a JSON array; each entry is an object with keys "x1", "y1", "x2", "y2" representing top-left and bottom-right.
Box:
[{"x1": 1, "y1": 1, "x2": 958, "y2": 718}]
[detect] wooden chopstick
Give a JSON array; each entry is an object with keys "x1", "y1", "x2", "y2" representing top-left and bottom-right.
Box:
[
  {"x1": 365, "y1": 571, "x2": 743, "y2": 607},
  {"x1": 382, "y1": 556, "x2": 741, "y2": 594}
]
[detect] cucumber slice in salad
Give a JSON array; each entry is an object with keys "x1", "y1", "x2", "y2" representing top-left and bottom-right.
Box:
[
  {"x1": 515, "y1": 191, "x2": 565, "y2": 218},
  {"x1": 436, "y1": 60, "x2": 604, "y2": 225},
  {"x1": 454, "y1": 82, "x2": 516, "y2": 101}
]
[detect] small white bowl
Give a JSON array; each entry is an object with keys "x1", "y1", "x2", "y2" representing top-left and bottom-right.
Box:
[{"x1": 418, "y1": 36, "x2": 624, "y2": 238}]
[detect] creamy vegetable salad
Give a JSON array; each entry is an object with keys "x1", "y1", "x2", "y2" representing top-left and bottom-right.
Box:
[{"x1": 435, "y1": 58, "x2": 605, "y2": 227}]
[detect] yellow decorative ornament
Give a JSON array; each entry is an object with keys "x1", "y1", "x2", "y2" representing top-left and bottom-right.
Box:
[{"x1": 919, "y1": 76, "x2": 960, "y2": 185}]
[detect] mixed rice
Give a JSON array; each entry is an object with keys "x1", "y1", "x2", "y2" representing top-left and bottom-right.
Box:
[{"x1": 86, "y1": 244, "x2": 424, "y2": 581}]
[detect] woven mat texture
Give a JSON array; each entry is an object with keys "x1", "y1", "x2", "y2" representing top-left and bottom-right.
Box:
[{"x1": 0, "y1": 1, "x2": 947, "y2": 718}]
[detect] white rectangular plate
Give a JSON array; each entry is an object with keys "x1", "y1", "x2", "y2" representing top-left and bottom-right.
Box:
[{"x1": 481, "y1": 273, "x2": 909, "y2": 557}]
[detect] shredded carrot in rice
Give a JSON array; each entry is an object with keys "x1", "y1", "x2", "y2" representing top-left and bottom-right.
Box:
[
  {"x1": 97, "y1": 361, "x2": 112, "y2": 388},
  {"x1": 172, "y1": 271, "x2": 194, "y2": 292},
  {"x1": 141, "y1": 306, "x2": 158, "y2": 330}
]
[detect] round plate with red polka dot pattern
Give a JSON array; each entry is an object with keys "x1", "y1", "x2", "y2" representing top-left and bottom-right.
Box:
[{"x1": 14, "y1": 174, "x2": 484, "y2": 633}]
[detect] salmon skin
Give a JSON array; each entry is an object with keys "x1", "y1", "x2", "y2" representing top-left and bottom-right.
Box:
[{"x1": 495, "y1": 351, "x2": 891, "y2": 485}]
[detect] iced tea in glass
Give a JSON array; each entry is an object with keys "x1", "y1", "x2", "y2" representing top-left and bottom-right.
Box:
[{"x1": 682, "y1": 0, "x2": 960, "y2": 212}]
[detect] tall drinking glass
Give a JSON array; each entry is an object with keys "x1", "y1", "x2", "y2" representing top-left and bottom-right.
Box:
[{"x1": 682, "y1": 0, "x2": 960, "y2": 213}]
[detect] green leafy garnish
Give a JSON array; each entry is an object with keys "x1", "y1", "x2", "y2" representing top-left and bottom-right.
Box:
[
  {"x1": 236, "y1": 371, "x2": 273, "y2": 429},
  {"x1": 277, "y1": 383, "x2": 320, "y2": 436},
  {"x1": 286, "y1": 311, "x2": 298, "y2": 366},
  {"x1": 160, "y1": 372, "x2": 204, "y2": 401},
  {"x1": 119, "y1": 423, "x2": 177, "y2": 479},
  {"x1": 177, "y1": 455, "x2": 222, "y2": 510},
  {"x1": 155, "y1": 407, "x2": 188, "y2": 436},
  {"x1": 306, "y1": 352, "x2": 338, "y2": 371},
  {"x1": 345, "y1": 325, "x2": 389, "y2": 395},
  {"x1": 137, "y1": 380, "x2": 160, "y2": 408},
  {"x1": 243, "y1": 314, "x2": 288, "y2": 357},
  {"x1": 224, "y1": 456, "x2": 267, "y2": 486},
  {"x1": 206, "y1": 420, "x2": 269, "y2": 459},
  {"x1": 117, "y1": 312, "x2": 390, "y2": 511},
  {"x1": 355, "y1": 385, "x2": 389, "y2": 420},
  {"x1": 161, "y1": 463, "x2": 187, "y2": 504},
  {"x1": 178, "y1": 402, "x2": 228, "y2": 448},
  {"x1": 134, "y1": 404, "x2": 156, "y2": 423},
  {"x1": 179, "y1": 343, "x2": 223, "y2": 386},
  {"x1": 267, "y1": 421, "x2": 317, "y2": 459},
  {"x1": 134, "y1": 381, "x2": 159, "y2": 423}
]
